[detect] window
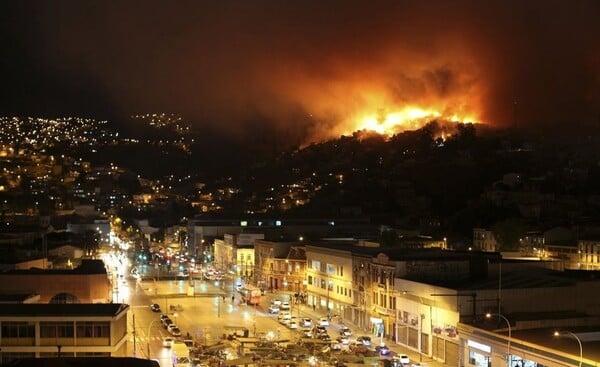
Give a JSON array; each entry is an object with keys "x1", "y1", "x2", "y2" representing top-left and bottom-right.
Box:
[
  {"x1": 49, "y1": 293, "x2": 80, "y2": 304},
  {"x1": 311, "y1": 260, "x2": 321, "y2": 270},
  {"x1": 326, "y1": 264, "x2": 335, "y2": 275},
  {"x1": 40, "y1": 322, "x2": 74, "y2": 338},
  {"x1": 1, "y1": 322, "x2": 35, "y2": 338},
  {"x1": 77, "y1": 352, "x2": 111, "y2": 357},
  {"x1": 76, "y1": 322, "x2": 110, "y2": 338},
  {"x1": 308, "y1": 275, "x2": 313, "y2": 285}
]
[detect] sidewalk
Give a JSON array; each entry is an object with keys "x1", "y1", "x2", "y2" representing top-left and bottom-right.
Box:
[{"x1": 264, "y1": 291, "x2": 450, "y2": 367}]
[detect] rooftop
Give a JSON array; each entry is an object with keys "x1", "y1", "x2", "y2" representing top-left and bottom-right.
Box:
[
  {"x1": 3, "y1": 259, "x2": 107, "y2": 275},
  {"x1": 0, "y1": 303, "x2": 129, "y2": 317},
  {"x1": 6, "y1": 357, "x2": 159, "y2": 367}
]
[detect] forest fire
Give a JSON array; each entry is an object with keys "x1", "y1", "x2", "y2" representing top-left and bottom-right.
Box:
[{"x1": 344, "y1": 105, "x2": 480, "y2": 137}]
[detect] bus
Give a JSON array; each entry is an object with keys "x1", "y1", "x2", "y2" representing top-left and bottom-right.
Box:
[{"x1": 238, "y1": 285, "x2": 261, "y2": 305}]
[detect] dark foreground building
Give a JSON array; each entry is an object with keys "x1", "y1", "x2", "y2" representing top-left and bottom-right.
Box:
[{"x1": 5, "y1": 357, "x2": 159, "y2": 367}]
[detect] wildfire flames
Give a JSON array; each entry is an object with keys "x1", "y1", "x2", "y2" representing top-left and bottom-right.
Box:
[{"x1": 346, "y1": 106, "x2": 480, "y2": 137}]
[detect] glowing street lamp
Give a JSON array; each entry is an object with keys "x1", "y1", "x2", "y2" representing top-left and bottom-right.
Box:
[
  {"x1": 486, "y1": 313, "x2": 511, "y2": 364},
  {"x1": 554, "y1": 330, "x2": 583, "y2": 367},
  {"x1": 146, "y1": 318, "x2": 161, "y2": 359}
]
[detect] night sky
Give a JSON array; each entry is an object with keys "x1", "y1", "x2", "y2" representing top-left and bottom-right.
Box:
[{"x1": 1, "y1": 1, "x2": 598, "y2": 144}]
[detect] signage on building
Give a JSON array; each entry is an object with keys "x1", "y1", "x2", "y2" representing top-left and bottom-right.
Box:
[{"x1": 467, "y1": 340, "x2": 491, "y2": 353}]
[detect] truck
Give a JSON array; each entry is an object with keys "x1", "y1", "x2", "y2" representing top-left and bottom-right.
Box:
[{"x1": 172, "y1": 342, "x2": 191, "y2": 367}]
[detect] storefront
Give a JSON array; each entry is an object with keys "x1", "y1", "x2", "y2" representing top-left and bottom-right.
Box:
[
  {"x1": 370, "y1": 316, "x2": 385, "y2": 340},
  {"x1": 466, "y1": 339, "x2": 492, "y2": 367}
]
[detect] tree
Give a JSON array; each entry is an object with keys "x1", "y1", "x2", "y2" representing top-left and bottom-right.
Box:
[
  {"x1": 380, "y1": 230, "x2": 398, "y2": 248},
  {"x1": 491, "y1": 218, "x2": 527, "y2": 251}
]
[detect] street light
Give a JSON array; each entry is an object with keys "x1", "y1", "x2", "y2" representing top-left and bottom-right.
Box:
[
  {"x1": 486, "y1": 313, "x2": 511, "y2": 364},
  {"x1": 146, "y1": 318, "x2": 161, "y2": 359},
  {"x1": 554, "y1": 330, "x2": 583, "y2": 367}
]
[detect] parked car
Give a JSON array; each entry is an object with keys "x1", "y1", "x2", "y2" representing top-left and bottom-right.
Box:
[
  {"x1": 356, "y1": 335, "x2": 371, "y2": 346},
  {"x1": 315, "y1": 326, "x2": 327, "y2": 335},
  {"x1": 160, "y1": 314, "x2": 170, "y2": 321},
  {"x1": 288, "y1": 320, "x2": 299, "y2": 329},
  {"x1": 318, "y1": 333, "x2": 332, "y2": 343},
  {"x1": 271, "y1": 299, "x2": 282, "y2": 306},
  {"x1": 268, "y1": 305, "x2": 280, "y2": 314},
  {"x1": 331, "y1": 343, "x2": 343, "y2": 352},
  {"x1": 336, "y1": 335, "x2": 350, "y2": 345},
  {"x1": 280, "y1": 302, "x2": 291, "y2": 310},
  {"x1": 300, "y1": 328, "x2": 313, "y2": 338},
  {"x1": 349, "y1": 342, "x2": 369, "y2": 354},
  {"x1": 183, "y1": 339, "x2": 194, "y2": 349},
  {"x1": 392, "y1": 354, "x2": 410, "y2": 366},
  {"x1": 162, "y1": 336, "x2": 174, "y2": 348},
  {"x1": 168, "y1": 325, "x2": 182, "y2": 337},
  {"x1": 339, "y1": 327, "x2": 352, "y2": 336},
  {"x1": 301, "y1": 318, "x2": 313, "y2": 328},
  {"x1": 375, "y1": 344, "x2": 391, "y2": 355},
  {"x1": 277, "y1": 312, "x2": 292, "y2": 321},
  {"x1": 317, "y1": 317, "x2": 329, "y2": 327},
  {"x1": 162, "y1": 318, "x2": 173, "y2": 328},
  {"x1": 150, "y1": 303, "x2": 161, "y2": 312}
]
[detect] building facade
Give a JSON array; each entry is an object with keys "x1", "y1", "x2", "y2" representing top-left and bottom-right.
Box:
[
  {"x1": 305, "y1": 245, "x2": 354, "y2": 319},
  {"x1": 0, "y1": 303, "x2": 129, "y2": 364},
  {"x1": 0, "y1": 259, "x2": 110, "y2": 303}
]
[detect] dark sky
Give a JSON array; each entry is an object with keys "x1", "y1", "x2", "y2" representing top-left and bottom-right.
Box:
[{"x1": 1, "y1": 0, "x2": 598, "y2": 144}]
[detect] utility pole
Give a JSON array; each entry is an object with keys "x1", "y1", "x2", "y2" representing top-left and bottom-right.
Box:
[{"x1": 133, "y1": 313, "x2": 136, "y2": 357}]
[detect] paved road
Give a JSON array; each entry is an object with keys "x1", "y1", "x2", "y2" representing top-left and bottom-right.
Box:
[
  {"x1": 123, "y1": 275, "x2": 451, "y2": 367},
  {"x1": 261, "y1": 290, "x2": 450, "y2": 367}
]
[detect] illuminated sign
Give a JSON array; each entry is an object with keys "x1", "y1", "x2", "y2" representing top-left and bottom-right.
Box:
[{"x1": 467, "y1": 340, "x2": 491, "y2": 353}]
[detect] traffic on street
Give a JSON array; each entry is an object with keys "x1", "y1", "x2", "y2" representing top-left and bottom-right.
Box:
[{"x1": 114, "y1": 265, "x2": 433, "y2": 367}]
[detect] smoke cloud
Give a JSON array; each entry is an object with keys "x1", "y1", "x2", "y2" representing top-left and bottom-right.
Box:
[{"x1": 1, "y1": 0, "x2": 598, "y2": 145}]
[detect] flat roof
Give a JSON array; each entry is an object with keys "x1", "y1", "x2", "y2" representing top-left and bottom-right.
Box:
[
  {"x1": 429, "y1": 267, "x2": 579, "y2": 290},
  {"x1": 0, "y1": 303, "x2": 129, "y2": 317},
  {"x1": 0, "y1": 293, "x2": 39, "y2": 302},
  {"x1": 2, "y1": 259, "x2": 107, "y2": 275},
  {"x1": 467, "y1": 323, "x2": 600, "y2": 364},
  {"x1": 6, "y1": 357, "x2": 159, "y2": 367}
]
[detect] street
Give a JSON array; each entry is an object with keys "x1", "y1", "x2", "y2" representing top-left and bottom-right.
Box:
[{"x1": 120, "y1": 274, "x2": 447, "y2": 367}]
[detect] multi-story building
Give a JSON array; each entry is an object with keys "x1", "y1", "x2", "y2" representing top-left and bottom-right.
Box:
[
  {"x1": 213, "y1": 233, "x2": 264, "y2": 274},
  {"x1": 578, "y1": 238, "x2": 600, "y2": 270},
  {"x1": 0, "y1": 303, "x2": 129, "y2": 364},
  {"x1": 0, "y1": 259, "x2": 110, "y2": 303},
  {"x1": 397, "y1": 259, "x2": 600, "y2": 365},
  {"x1": 254, "y1": 240, "x2": 306, "y2": 292},
  {"x1": 188, "y1": 216, "x2": 377, "y2": 260},
  {"x1": 473, "y1": 228, "x2": 498, "y2": 252},
  {"x1": 458, "y1": 315, "x2": 600, "y2": 367},
  {"x1": 305, "y1": 243, "x2": 354, "y2": 318}
]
